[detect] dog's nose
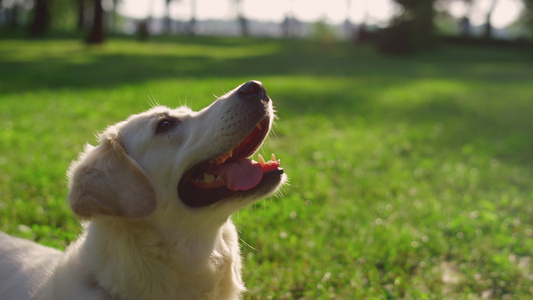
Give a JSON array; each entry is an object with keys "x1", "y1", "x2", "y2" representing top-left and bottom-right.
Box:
[{"x1": 237, "y1": 81, "x2": 267, "y2": 99}]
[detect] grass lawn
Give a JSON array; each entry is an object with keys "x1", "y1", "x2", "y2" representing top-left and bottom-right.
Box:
[{"x1": 1, "y1": 34, "x2": 532, "y2": 299}]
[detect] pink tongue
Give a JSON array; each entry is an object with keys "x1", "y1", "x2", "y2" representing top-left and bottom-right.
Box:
[{"x1": 216, "y1": 159, "x2": 263, "y2": 191}]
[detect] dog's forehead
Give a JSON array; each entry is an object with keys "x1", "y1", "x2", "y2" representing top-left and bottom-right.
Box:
[
  {"x1": 141, "y1": 105, "x2": 193, "y2": 120},
  {"x1": 123, "y1": 106, "x2": 193, "y2": 128},
  {"x1": 100, "y1": 106, "x2": 194, "y2": 143}
]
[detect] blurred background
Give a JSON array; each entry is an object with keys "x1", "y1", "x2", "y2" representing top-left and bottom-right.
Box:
[
  {"x1": 1, "y1": 0, "x2": 532, "y2": 47},
  {"x1": 1, "y1": 0, "x2": 533, "y2": 299}
]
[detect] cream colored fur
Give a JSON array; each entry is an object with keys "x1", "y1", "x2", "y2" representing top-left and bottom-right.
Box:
[{"x1": 0, "y1": 82, "x2": 286, "y2": 300}]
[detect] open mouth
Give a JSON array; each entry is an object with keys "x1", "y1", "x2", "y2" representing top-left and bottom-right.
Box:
[{"x1": 178, "y1": 117, "x2": 284, "y2": 208}]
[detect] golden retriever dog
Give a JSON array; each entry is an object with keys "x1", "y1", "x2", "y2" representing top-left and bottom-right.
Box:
[{"x1": 0, "y1": 81, "x2": 286, "y2": 300}]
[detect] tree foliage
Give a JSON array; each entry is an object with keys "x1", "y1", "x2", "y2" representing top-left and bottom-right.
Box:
[
  {"x1": 522, "y1": 0, "x2": 533, "y2": 36},
  {"x1": 377, "y1": 0, "x2": 438, "y2": 54},
  {"x1": 4, "y1": 0, "x2": 533, "y2": 45},
  {"x1": 86, "y1": 0, "x2": 105, "y2": 44}
]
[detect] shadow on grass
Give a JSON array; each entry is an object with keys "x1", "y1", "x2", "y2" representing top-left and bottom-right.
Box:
[
  {"x1": 1, "y1": 35, "x2": 531, "y2": 95},
  {"x1": 1, "y1": 35, "x2": 532, "y2": 171},
  {"x1": 279, "y1": 83, "x2": 533, "y2": 168}
]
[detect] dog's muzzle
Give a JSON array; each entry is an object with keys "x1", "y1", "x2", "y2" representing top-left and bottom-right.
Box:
[{"x1": 177, "y1": 81, "x2": 284, "y2": 208}]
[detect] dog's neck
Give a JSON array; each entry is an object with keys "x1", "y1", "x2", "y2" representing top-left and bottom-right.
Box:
[{"x1": 68, "y1": 217, "x2": 244, "y2": 300}]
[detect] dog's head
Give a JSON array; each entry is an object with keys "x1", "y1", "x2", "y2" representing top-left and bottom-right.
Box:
[{"x1": 67, "y1": 81, "x2": 286, "y2": 224}]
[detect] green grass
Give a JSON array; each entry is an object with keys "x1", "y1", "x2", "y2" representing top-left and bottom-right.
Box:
[{"x1": 1, "y1": 35, "x2": 533, "y2": 299}]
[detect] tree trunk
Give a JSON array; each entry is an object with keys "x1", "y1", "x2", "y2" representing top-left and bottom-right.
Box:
[
  {"x1": 483, "y1": 0, "x2": 498, "y2": 39},
  {"x1": 188, "y1": 0, "x2": 196, "y2": 35},
  {"x1": 77, "y1": 0, "x2": 86, "y2": 30},
  {"x1": 459, "y1": 0, "x2": 473, "y2": 37},
  {"x1": 525, "y1": 0, "x2": 533, "y2": 35},
  {"x1": 165, "y1": 0, "x2": 172, "y2": 34},
  {"x1": 5, "y1": 1, "x2": 20, "y2": 27},
  {"x1": 377, "y1": 0, "x2": 437, "y2": 54},
  {"x1": 236, "y1": 0, "x2": 248, "y2": 36},
  {"x1": 29, "y1": 0, "x2": 49, "y2": 36},
  {"x1": 239, "y1": 16, "x2": 248, "y2": 37},
  {"x1": 87, "y1": 0, "x2": 105, "y2": 44}
]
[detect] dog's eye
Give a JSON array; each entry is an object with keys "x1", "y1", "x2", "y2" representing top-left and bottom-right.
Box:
[{"x1": 155, "y1": 117, "x2": 178, "y2": 134}]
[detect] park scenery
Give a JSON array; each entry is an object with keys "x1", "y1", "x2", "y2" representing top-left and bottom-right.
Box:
[{"x1": 1, "y1": 0, "x2": 533, "y2": 299}]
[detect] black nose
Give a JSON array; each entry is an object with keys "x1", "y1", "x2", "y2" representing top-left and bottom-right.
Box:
[{"x1": 237, "y1": 80, "x2": 267, "y2": 98}]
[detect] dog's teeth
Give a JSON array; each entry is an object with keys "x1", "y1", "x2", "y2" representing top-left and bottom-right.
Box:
[
  {"x1": 256, "y1": 123, "x2": 262, "y2": 130},
  {"x1": 257, "y1": 154, "x2": 266, "y2": 167},
  {"x1": 228, "y1": 149, "x2": 233, "y2": 158},
  {"x1": 271, "y1": 153, "x2": 276, "y2": 162},
  {"x1": 204, "y1": 173, "x2": 215, "y2": 183}
]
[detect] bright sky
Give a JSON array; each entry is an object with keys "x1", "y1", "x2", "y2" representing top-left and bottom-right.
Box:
[
  {"x1": 117, "y1": 0, "x2": 524, "y2": 29},
  {"x1": 448, "y1": 0, "x2": 523, "y2": 28}
]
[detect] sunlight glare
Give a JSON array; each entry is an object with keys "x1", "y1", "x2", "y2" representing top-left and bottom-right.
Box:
[
  {"x1": 451, "y1": 0, "x2": 524, "y2": 28},
  {"x1": 117, "y1": 0, "x2": 521, "y2": 29}
]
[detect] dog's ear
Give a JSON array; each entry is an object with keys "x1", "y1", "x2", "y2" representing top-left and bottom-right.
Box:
[{"x1": 67, "y1": 134, "x2": 157, "y2": 219}]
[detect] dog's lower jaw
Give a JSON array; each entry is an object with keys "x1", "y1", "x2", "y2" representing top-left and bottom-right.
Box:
[{"x1": 68, "y1": 219, "x2": 245, "y2": 300}]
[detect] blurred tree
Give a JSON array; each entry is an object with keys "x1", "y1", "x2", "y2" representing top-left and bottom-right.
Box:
[
  {"x1": 0, "y1": 0, "x2": 3, "y2": 25},
  {"x1": 313, "y1": 19, "x2": 336, "y2": 43},
  {"x1": 235, "y1": 0, "x2": 248, "y2": 36},
  {"x1": 87, "y1": 0, "x2": 105, "y2": 44},
  {"x1": 355, "y1": 0, "x2": 375, "y2": 42},
  {"x1": 187, "y1": 0, "x2": 196, "y2": 35},
  {"x1": 459, "y1": 0, "x2": 474, "y2": 37},
  {"x1": 106, "y1": 0, "x2": 119, "y2": 34},
  {"x1": 281, "y1": 0, "x2": 297, "y2": 38},
  {"x1": 29, "y1": 0, "x2": 50, "y2": 36},
  {"x1": 142, "y1": 0, "x2": 156, "y2": 39},
  {"x1": 3, "y1": 0, "x2": 21, "y2": 27},
  {"x1": 377, "y1": 0, "x2": 437, "y2": 54},
  {"x1": 51, "y1": 0, "x2": 81, "y2": 32},
  {"x1": 77, "y1": 0, "x2": 88, "y2": 30},
  {"x1": 138, "y1": 20, "x2": 149, "y2": 40},
  {"x1": 165, "y1": 0, "x2": 174, "y2": 34},
  {"x1": 482, "y1": 0, "x2": 498, "y2": 39},
  {"x1": 344, "y1": 0, "x2": 354, "y2": 40},
  {"x1": 522, "y1": 0, "x2": 533, "y2": 35}
]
